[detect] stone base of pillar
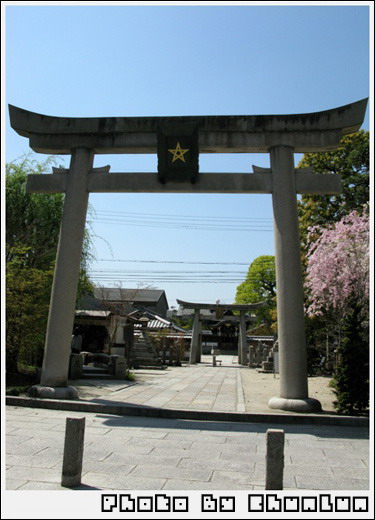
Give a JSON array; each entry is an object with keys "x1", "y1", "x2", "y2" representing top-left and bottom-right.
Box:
[
  {"x1": 268, "y1": 396, "x2": 322, "y2": 413},
  {"x1": 28, "y1": 385, "x2": 79, "y2": 400}
]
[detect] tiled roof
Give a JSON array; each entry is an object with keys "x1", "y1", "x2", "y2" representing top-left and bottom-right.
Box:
[
  {"x1": 93, "y1": 287, "x2": 166, "y2": 303},
  {"x1": 75, "y1": 310, "x2": 111, "y2": 318},
  {"x1": 129, "y1": 309, "x2": 187, "y2": 333}
]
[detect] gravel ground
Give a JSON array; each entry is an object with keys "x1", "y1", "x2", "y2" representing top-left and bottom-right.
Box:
[{"x1": 239, "y1": 368, "x2": 336, "y2": 414}]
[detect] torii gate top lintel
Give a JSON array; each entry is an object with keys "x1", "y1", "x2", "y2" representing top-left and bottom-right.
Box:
[
  {"x1": 9, "y1": 98, "x2": 367, "y2": 155},
  {"x1": 176, "y1": 299, "x2": 264, "y2": 311}
]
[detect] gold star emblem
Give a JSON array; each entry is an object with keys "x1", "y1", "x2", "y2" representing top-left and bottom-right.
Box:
[{"x1": 168, "y1": 142, "x2": 189, "y2": 163}]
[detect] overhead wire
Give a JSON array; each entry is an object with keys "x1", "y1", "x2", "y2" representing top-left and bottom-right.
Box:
[
  {"x1": 87, "y1": 210, "x2": 274, "y2": 285},
  {"x1": 91, "y1": 209, "x2": 273, "y2": 222},
  {"x1": 89, "y1": 209, "x2": 273, "y2": 232}
]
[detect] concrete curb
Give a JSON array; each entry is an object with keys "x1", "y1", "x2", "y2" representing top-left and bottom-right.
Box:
[{"x1": 6, "y1": 396, "x2": 369, "y2": 427}]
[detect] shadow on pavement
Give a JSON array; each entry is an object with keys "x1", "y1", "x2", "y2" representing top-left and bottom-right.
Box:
[{"x1": 93, "y1": 412, "x2": 369, "y2": 439}]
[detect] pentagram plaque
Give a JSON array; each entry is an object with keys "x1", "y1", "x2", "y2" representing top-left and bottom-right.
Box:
[{"x1": 157, "y1": 122, "x2": 199, "y2": 184}]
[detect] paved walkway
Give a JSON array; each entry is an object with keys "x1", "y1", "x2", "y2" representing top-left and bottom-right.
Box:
[
  {"x1": 74, "y1": 356, "x2": 248, "y2": 413},
  {"x1": 5, "y1": 357, "x2": 370, "y2": 491},
  {"x1": 66, "y1": 355, "x2": 337, "y2": 415}
]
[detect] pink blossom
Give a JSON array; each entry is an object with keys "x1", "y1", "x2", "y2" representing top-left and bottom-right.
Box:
[{"x1": 305, "y1": 209, "x2": 369, "y2": 318}]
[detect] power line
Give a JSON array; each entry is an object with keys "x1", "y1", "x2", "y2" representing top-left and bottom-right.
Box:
[
  {"x1": 89, "y1": 272, "x2": 274, "y2": 284},
  {"x1": 91, "y1": 279, "x2": 246, "y2": 284},
  {"x1": 89, "y1": 209, "x2": 274, "y2": 232},
  {"x1": 92, "y1": 209, "x2": 273, "y2": 222},
  {"x1": 91, "y1": 277, "x2": 246, "y2": 280},
  {"x1": 89, "y1": 257, "x2": 275, "y2": 285},
  {"x1": 92, "y1": 219, "x2": 273, "y2": 232},
  {"x1": 90, "y1": 269, "x2": 247, "y2": 274},
  {"x1": 95, "y1": 259, "x2": 274, "y2": 265}
]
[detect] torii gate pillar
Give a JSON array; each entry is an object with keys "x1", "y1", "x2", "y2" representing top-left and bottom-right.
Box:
[
  {"x1": 269, "y1": 145, "x2": 315, "y2": 411},
  {"x1": 32, "y1": 148, "x2": 93, "y2": 398},
  {"x1": 189, "y1": 309, "x2": 201, "y2": 364},
  {"x1": 238, "y1": 310, "x2": 248, "y2": 366}
]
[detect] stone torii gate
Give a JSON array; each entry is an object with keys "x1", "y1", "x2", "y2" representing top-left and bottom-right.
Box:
[
  {"x1": 9, "y1": 99, "x2": 367, "y2": 411},
  {"x1": 176, "y1": 299, "x2": 263, "y2": 365}
]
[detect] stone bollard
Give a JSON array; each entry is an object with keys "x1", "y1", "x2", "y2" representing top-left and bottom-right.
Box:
[
  {"x1": 61, "y1": 417, "x2": 85, "y2": 488},
  {"x1": 248, "y1": 345, "x2": 254, "y2": 367},
  {"x1": 213, "y1": 355, "x2": 216, "y2": 367},
  {"x1": 265, "y1": 428, "x2": 284, "y2": 490},
  {"x1": 109, "y1": 355, "x2": 127, "y2": 379},
  {"x1": 69, "y1": 353, "x2": 83, "y2": 379},
  {"x1": 115, "y1": 356, "x2": 126, "y2": 378}
]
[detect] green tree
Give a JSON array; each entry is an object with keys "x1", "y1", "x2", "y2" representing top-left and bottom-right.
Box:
[
  {"x1": 330, "y1": 304, "x2": 369, "y2": 415},
  {"x1": 6, "y1": 155, "x2": 94, "y2": 377},
  {"x1": 297, "y1": 131, "x2": 369, "y2": 386},
  {"x1": 297, "y1": 130, "x2": 369, "y2": 259},
  {"x1": 6, "y1": 247, "x2": 54, "y2": 373},
  {"x1": 235, "y1": 255, "x2": 276, "y2": 333},
  {"x1": 6, "y1": 155, "x2": 64, "y2": 269},
  {"x1": 304, "y1": 210, "x2": 369, "y2": 414}
]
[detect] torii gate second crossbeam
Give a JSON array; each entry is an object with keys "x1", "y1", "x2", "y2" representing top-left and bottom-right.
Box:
[{"x1": 8, "y1": 98, "x2": 367, "y2": 412}]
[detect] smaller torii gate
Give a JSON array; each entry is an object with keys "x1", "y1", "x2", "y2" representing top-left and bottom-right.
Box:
[{"x1": 176, "y1": 299, "x2": 263, "y2": 365}]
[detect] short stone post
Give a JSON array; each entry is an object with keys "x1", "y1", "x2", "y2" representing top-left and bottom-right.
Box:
[
  {"x1": 68, "y1": 353, "x2": 83, "y2": 379},
  {"x1": 212, "y1": 355, "x2": 216, "y2": 367},
  {"x1": 61, "y1": 417, "x2": 85, "y2": 488},
  {"x1": 114, "y1": 355, "x2": 127, "y2": 379},
  {"x1": 255, "y1": 345, "x2": 261, "y2": 366},
  {"x1": 265, "y1": 428, "x2": 284, "y2": 490},
  {"x1": 248, "y1": 345, "x2": 254, "y2": 367}
]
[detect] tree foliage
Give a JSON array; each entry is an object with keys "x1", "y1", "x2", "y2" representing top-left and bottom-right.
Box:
[
  {"x1": 235, "y1": 255, "x2": 276, "y2": 333},
  {"x1": 6, "y1": 155, "x2": 94, "y2": 376},
  {"x1": 297, "y1": 131, "x2": 369, "y2": 258},
  {"x1": 305, "y1": 209, "x2": 369, "y2": 320},
  {"x1": 6, "y1": 155, "x2": 64, "y2": 269},
  {"x1": 330, "y1": 304, "x2": 369, "y2": 416},
  {"x1": 6, "y1": 247, "x2": 54, "y2": 373},
  {"x1": 298, "y1": 131, "x2": 370, "y2": 412},
  {"x1": 304, "y1": 209, "x2": 369, "y2": 415}
]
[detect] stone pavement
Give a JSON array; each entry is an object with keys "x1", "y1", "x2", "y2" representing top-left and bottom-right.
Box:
[
  {"x1": 5, "y1": 406, "x2": 370, "y2": 491},
  {"x1": 5, "y1": 356, "x2": 370, "y2": 491},
  {"x1": 70, "y1": 355, "x2": 337, "y2": 415}
]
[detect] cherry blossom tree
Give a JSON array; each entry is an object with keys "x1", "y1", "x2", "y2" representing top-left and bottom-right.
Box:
[{"x1": 304, "y1": 207, "x2": 369, "y2": 415}]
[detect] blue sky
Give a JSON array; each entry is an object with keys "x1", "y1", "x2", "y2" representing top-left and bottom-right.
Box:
[{"x1": 4, "y1": 2, "x2": 371, "y2": 309}]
